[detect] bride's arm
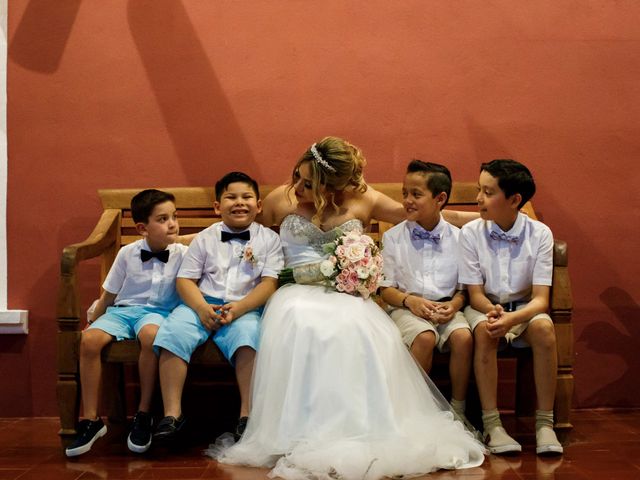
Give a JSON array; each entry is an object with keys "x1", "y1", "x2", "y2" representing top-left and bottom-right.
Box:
[
  {"x1": 442, "y1": 210, "x2": 479, "y2": 228},
  {"x1": 368, "y1": 187, "x2": 406, "y2": 225}
]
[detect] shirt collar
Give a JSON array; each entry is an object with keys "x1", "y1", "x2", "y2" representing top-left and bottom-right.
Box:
[
  {"x1": 488, "y1": 212, "x2": 525, "y2": 238},
  {"x1": 219, "y1": 221, "x2": 253, "y2": 234},
  {"x1": 407, "y1": 215, "x2": 445, "y2": 236}
]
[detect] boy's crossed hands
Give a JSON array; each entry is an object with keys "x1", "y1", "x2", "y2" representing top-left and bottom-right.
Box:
[
  {"x1": 485, "y1": 304, "x2": 515, "y2": 339},
  {"x1": 404, "y1": 296, "x2": 458, "y2": 324},
  {"x1": 196, "y1": 301, "x2": 246, "y2": 331}
]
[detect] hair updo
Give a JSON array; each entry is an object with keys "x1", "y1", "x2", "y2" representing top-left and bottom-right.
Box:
[{"x1": 289, "y1": 136, "x2": 368, "y2": 221}]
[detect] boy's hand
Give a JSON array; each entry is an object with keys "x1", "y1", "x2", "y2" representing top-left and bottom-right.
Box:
[
  {"x1": 431, "y1": 301, "x2": 457, "y2": 324},
  {"x1": 405, "y1": 296, "x2": 439, "y2": 322},
  {"x1": 485, "y1": 304, "x2": 512, "y2": 338},
  {"x1": 196, "y1": 304, "x2": 224, "y2": 331},
  {"x1": 217, "y1": 302, "x2": 242, "y2": 325}
]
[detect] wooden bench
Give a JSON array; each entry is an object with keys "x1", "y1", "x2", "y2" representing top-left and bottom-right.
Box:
[{"x1": 56, "y1": 183, "x2": 574, "y2": 442}]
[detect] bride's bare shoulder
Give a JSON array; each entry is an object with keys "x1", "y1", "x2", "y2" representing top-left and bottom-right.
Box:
[{"x1": 259, "y1": 184, "x2": 296, "y2": 227}]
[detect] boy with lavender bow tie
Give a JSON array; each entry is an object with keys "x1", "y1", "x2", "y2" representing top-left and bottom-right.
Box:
[
  {"x1": 380, "y1": 160, "x2": 474, "y2": 428},
  {"x1": 152, "y1": 172, "x2": 283, "y2": 444},
  {"x1": 458, "y1": 159, "x2": 563, "y2": 456},
  {"x1": 66, "y1": 189, "x2": 188, "y2": 457}
]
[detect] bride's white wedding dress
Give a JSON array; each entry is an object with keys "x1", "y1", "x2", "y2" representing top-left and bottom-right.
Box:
[{"x1": 207, "y1": 214, "x2": 485, "y2": 479}]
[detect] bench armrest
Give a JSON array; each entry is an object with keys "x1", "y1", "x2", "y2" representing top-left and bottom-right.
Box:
[{"x1": 57, "y1": 209, "x2": 121, "y2": 323}]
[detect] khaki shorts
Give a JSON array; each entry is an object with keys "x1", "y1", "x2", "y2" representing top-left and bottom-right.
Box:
[
  {"x1": 389, "y1": 308, "x2": 470, "y2": 353},
  {"x1": 463, "y1": 305, "x2": 552, "y2": 348}
]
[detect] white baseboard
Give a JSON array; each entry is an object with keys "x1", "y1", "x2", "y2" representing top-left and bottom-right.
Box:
[{"x1": 0, "y1": 310, "x2": 28, "y2": 334}]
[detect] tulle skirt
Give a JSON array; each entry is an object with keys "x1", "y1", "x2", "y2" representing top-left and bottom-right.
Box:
[{"x1": 207, "y1": 284, "x2": 485, "y2": 479}]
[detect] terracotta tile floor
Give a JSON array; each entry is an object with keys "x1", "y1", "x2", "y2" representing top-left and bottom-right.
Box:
[{"x1": 1, "y1": 410, "x2": 639, "y2": 479}]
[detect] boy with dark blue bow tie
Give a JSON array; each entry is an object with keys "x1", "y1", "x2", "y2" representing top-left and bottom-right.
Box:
[
  {"x1": 458, "y1": 159, "x2": 562, "y2": 456},
  {"x1": 66, "y1": 189, "x2": 188, "y2": 457},
  {"x1": 380, "y1": 160, "x2": 474, "y2": 429},
  {"x1": 153, "y1": 172, "x2": 284, "y2": 443}
]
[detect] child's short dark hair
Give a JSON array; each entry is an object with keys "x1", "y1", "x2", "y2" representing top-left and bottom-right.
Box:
[
  {"x1": 480, "y1": 159, "x2": 535, "y2": 208},
  {"x1": 407, "y1": 159, "x2": 452, "y2": 207},
  {"x1": 131, "y1": 189, "x2": 176, "y2": 224},
  {"x1": 215, "y1": 172, "x2": 260, "y2": 201}
]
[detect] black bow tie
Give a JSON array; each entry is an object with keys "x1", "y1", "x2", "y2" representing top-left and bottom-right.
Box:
[
  {"x1": 221, "y1": 230, "x2": 251, "y2": 242},
  {"x1": 140, "y1": 249, "x2": 170, "y2": 263}
]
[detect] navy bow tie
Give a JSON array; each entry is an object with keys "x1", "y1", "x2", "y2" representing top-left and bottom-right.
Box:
[
  {"x1": 221, "y1": 230, "x2": 250, "y2": 242},
  {"x1": 140, "y1": 249, "x2": 170, "y2": 263},
  {"x1": 411, "y1": 227, "x2": 441, "y2": 244},
  {"x1": 490, "y1": 230, "x2": 519, "y2": 244}
]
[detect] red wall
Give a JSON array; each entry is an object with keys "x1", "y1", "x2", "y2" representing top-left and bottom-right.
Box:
[{"x1": 3, "y1": 0, "x2": 639, "y2": 416}]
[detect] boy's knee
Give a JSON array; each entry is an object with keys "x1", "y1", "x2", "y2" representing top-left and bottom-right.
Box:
[
  {"x1": 449, "y1": 329, "x2": 473, "y2": 354},
  {"x1": 527, "y1": 320, "x2": 556, "y2": 350},
  {"x1": 138, "y1": 324, "x2": 160, "y2": 348},
  {"x1": 412, "y1": 331, "x2": 436, "y2": 354},
  {"x1": 80, "y1": 329, "x2": 111, "y2": 356}
]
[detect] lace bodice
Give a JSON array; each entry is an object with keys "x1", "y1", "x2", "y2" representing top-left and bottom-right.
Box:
[{"x1": 279, "y1": 214, "x2": 363, "y2": 268}]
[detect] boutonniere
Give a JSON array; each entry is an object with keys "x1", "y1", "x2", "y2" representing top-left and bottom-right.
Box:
[{"x1": 240, "y1": 245, "x2": 257, "y2": 265}]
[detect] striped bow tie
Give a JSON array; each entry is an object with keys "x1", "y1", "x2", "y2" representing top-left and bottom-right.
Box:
[
  {"x1": 411, "y1": 227, "x2": 440, "y2": 244},
  {"x1": 490, "y1": 230, "x2": 519, "y2": 244}
]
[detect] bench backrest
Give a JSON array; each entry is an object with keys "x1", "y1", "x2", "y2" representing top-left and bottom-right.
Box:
[{"x1": 97, "y1": 183, "x2": 537, "y2": 281}]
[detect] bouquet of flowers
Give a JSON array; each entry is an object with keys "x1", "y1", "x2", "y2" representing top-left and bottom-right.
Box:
[{"x1": 278, "y1": 230, "x2": 384, "y2": 299}]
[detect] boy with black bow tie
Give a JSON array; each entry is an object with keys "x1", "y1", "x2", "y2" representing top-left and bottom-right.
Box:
[
  {"x1": 66, "y1": 189, "x2": 188, "y2": 457},
  {"x1": 459, "y1": 159, "x2": 562, "y2": 456},
  {"x1": 153, "y1": 172, "x2": 283, "y2": 443},
  {"x1": 380, "y1": 160, "x2": 474, "y2": 431}
]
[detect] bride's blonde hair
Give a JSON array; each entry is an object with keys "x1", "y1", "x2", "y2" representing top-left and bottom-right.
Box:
[{"x1": 289, "y1": 136, "x2": 368, "y2": 221}]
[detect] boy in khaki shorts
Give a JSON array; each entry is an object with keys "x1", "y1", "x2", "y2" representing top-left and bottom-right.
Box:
[
  {"x1": 381, "y1": 160, "x2": 473, "y2": 426},
  {"x1": 458, "y1": 159, "x2": 562, "y2": 456}
]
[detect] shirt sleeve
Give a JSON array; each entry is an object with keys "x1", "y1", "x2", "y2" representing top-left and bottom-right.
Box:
[
  {"x1": 177, "y1": 234, "x2": 207, "y2": 280},
  {"x1": 261, "y1": 231, "x2": 284, "y2": 278},
  {"x1": 457, "y1": 226, "x2": 484, "y2": 286},
  {"x1": 102, "y1": 246, "x2": 128, "y2": 295},
  {"x1": 532, "y1": 225, "x2": 554, "y2": 286},
  {"x1": 379, "y1": 231, "x2": 398, "y2": 288}
]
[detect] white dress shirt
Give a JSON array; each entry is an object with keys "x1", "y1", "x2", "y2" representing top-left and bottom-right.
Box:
[
  {"x1": 178, "y1": 221, "x2": 284, "y2": 301},
  {"x1": 458, "y1": 212, "x2": 553, "y2": 304},
  {"x1": 103, "y1": 239, "x2": 188, "y2": 309},
  {"x1": 381, "y1": 217, "x2": 462, "y2": 301}
]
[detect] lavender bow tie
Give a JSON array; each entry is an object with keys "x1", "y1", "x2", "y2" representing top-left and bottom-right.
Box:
[
  {"x1": 411, "y1": 227, "x2": 440, "y2": 244},
  {"x1": 490, "y1": 230, "x2": 519, "y2": 244}
]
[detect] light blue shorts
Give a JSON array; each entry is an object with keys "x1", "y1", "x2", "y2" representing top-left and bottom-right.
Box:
[
  {"x1": 153, "y1": 296, "x2": 262, "y2": 365},
  {"x1": 87, "y1": 305, "x2": 168, "y2": 341}
]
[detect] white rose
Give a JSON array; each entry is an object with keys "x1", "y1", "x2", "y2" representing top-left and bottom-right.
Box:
[
  {"x1": 356, "y1": 266, "x2": 370, "y2": 279},
  {"x1": 344, "y1": 244, "x2": 366, "y2": 262},
  {"x1": 320, "y1": 260, "x2": 336, "y2": 277}
]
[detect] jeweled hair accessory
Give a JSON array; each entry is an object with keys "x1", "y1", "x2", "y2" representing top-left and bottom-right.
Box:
[{"x1": 310, "y1": 143, "x2": 336, "y2": 173}]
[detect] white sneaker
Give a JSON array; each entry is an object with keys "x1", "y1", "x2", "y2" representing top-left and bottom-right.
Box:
[
  {"x1": 536, "y1": 426, "x2": 563, "y2": 455},
  {"x1": 484, "y1": 426, "x2": 522, "y2": 454}
]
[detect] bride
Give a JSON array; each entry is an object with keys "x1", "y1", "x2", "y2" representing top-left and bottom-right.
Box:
[{"x1": 207, "y1": 137, "x2": 485, "y2": 479}]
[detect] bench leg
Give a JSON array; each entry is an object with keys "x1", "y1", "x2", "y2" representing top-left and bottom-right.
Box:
[
  {"x1": 57, "y1": 375, "x2": 80, "y2": 442},
  {"x1": 554, "y1": 370, "x2": 574, "y2": 430}
]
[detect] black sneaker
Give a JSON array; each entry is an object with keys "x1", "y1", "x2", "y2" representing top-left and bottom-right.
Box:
[
  {"x1": 127, "y1": 411, "x2": 153, "y2": 453},
  {"x1": 234, "y1": 416, "x2": 248, "y2": 441},
  {"x1": 65, "y1": 418, "x2": 107, "y2": 457},
  {"x1": 153, "y1": 415, "x2": 186, "y2": 442}
]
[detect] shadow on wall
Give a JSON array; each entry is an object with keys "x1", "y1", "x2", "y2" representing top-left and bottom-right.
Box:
[
  {"x1": 9, "y1": 0, "x2": 82, "y2": 73},
  {"x1": 127, "y1": 0, "x2": 256, "y2": 184},
  {"x1": 577, "y1": 287, "x2": 640, "y2": 406},
  {"x1": 11, "y1": 1, "x2": 257, "y2": 184}
]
